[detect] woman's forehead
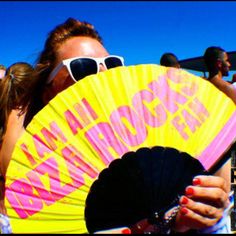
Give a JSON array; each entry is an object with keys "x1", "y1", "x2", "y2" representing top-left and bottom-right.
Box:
[{"x1": 56, "y1": 36, "x2": 109, "y2": 62}]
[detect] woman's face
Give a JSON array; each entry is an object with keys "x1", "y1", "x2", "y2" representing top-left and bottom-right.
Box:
[{"x1": 43, "y1": 36, "x2": 109, "y2": 104}]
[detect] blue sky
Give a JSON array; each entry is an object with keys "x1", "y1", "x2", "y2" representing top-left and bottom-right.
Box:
[{"x1": 1, "y1": 1, "x2": 236, "y2": 80}]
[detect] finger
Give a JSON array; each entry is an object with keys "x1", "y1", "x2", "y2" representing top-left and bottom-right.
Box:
[
  {"x1": 94, "y1": 227, "x2": 131, "y2": 234},
  {"x1": 176, "y1": 206, "x2": 220, "y2": 230},
  {"x1": 185, "y1": 186, "x2": 229, "y2": 208},
  {"x1": 192, "y1": 175, "x2": 228, "y2": 193},
  {"x1": 179, "y1": 196, "x2": 223, "y2": 220}
]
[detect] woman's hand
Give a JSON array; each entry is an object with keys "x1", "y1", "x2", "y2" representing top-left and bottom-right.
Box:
[{"x1": 173, "y1": 175, "x2": 230, "y2": 233}]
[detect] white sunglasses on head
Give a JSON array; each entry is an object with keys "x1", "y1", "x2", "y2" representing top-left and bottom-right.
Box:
[{"x1": 47, "y1": 55, "x2": 124, "y2": 84}]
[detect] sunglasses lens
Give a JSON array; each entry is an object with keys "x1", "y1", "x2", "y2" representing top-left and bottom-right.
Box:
[
  {"x1": 105, "y1": 57, "x2": 123, "y2": 69},
  {"x1": 70, "y1": 58, "x2": 98, "y2": 81}
]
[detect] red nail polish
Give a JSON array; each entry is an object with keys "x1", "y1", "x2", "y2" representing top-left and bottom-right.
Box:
[
  {"x1": 122, "y1": 228, "x2": 131, "y2": 234},
  {"x1": 180, "y1": 196, "x2": 188, "y2": 205},
  {"x1": 193, "y1": 178, "x2": 201, "y2": 186},
  {"x1": 185, "y1": 187, "x2": 194, "y2": 196},
  {"x1": 180, "y1": 207, "x2": 188, "y2": 215}
]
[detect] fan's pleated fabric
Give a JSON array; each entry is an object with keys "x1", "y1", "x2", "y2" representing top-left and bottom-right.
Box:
[{"x1": 5, "y1": 64, "x2": 236, "y2": 233}]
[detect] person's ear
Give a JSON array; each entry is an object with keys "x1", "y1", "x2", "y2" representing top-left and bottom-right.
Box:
[{"x1": 216, "y1": 59, "x2": 222, "y2": 69}]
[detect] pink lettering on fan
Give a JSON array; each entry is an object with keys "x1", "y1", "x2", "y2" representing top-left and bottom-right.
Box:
[{"x1": 110, "y1": 106, "x2": 147, "y2": 146}]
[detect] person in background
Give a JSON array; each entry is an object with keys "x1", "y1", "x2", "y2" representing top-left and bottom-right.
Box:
[
  {"x1": 203, "y1": 46, "x2": 236, "y2": 233},
  {"x1": 160, "y1": 52, "x2": 181, "y2": 68},
  {"x1": 203, "y1": 46, "x2": 236, "y2": 104},
  {"x1": 0, "y1": 62, "x2": 34, "y2": 215},
  {"x1": 0, "y1": 65, "x2": 6, "y2": 79},
  {"x1": 3, "y1": 18, "x2": 232, "y2": 233}
]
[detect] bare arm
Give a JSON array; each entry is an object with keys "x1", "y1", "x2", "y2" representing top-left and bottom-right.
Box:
[
  {"x1": 0, "y1": 110, "x2": 25, "y2": 215},
  {"x1": 211, "y1": 77, "x2": 236, "y2": 105},
  {"x1": 0, "y1": 110, "x2": 25, "y2": 177}
]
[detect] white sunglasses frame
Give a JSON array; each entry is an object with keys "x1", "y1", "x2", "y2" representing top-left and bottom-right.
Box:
[{"x1": 47, "y1": 55, "x2": 124, "y2": 84}]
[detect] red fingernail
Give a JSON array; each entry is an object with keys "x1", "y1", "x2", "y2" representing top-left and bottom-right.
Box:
[
  {"x1": 180, "y1": 196, "x2": 188, "y2": 205},
  {"x1": 122, "y1": 228, "x2": 131, "y2": 234},
  {"x1": 193, "y1": 178, "x2": 201, "y2": 186},
  {"x1": 185, "y1": 187, "x2": 194, "y2": 196},
  {"x1": 180, "y1": 207, "x2": 188, "y2": 215}
]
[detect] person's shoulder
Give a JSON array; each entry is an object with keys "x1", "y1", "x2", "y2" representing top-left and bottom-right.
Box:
[
  {"x1": 7, "y1": 109, "x2": 25, "y2": 129},
  {"x1": 210, "y1": 76, "x2": 230, "y2": 87}
]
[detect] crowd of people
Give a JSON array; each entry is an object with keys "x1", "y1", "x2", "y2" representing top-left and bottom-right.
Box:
[{"x1": 0, "y1": 17, "x2": 235, "y2": 234}]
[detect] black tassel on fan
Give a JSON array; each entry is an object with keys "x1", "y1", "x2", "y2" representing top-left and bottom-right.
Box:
[{"x1": 85, "y1": 146, "x2": 209, "y2": 233}]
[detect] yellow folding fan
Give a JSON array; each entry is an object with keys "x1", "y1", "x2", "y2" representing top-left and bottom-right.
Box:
[{"x1": 4, "y1": 64, "x2": 236, "y2": 233}]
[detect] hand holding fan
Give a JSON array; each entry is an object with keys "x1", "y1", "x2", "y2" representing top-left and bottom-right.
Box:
[
  {"x1": 5, "y1": 64, "x2": 236, "y2": 233},
  {"x1": 85, "y1": 146, "x2": 208, "y2": 234}
]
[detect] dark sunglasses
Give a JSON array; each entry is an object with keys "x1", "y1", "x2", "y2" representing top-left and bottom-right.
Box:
[{"x1": 47, "y1": 55, "x2": 124, "y2": 84}]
